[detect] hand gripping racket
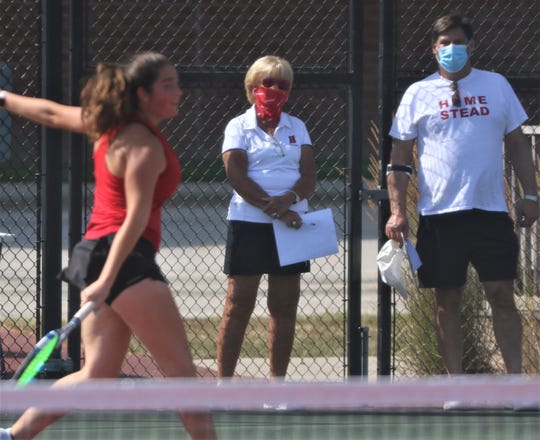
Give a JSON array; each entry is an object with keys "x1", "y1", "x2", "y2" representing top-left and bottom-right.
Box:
[{"x1": 13, "y1": 301, "x2": 96, "y2": 386}]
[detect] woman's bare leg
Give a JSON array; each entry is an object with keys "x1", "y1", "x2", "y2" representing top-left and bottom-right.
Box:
[
  {"x1": 11, "y1": 306, "x2": 131, "y2": 439},
  {"x1": 113, "y1": 279, "x2": 217, "y2": 440},
  {"x1": 267, "y1": 274, "x2": 300, "y2": 377},
  {"x1": 217, "y1": 275, "x2": 260, "y2": 377}
]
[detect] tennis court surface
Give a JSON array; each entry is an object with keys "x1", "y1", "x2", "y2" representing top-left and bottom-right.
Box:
[{"x1": 1, "y1": 376, "x2": 538, "y2": 439}]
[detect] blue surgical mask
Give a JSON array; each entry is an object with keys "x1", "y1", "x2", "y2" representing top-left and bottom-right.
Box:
[{"x1": 437, "y1": 44, "x2": 469, "y2": 73}]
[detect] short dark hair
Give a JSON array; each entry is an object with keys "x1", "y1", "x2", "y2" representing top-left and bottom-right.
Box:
[{"x1": 431, "y1": 14, "x2": 473, "y2": 43}]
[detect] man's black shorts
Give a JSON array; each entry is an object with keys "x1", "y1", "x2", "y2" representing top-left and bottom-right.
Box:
[{"x1": 416, "y1": 209, "x2": 519, "y2": 289}]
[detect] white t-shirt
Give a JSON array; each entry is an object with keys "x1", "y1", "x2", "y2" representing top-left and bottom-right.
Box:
[
  {"x1": 222, "y1": 106, "x2": 312, "y2": 223},
  {"x1": 390, "y1": 68, "x2": 528, "y2": 215}
]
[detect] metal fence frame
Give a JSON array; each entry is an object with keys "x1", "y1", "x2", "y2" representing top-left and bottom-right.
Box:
[
  {"x1": 1, "y1": 0, "x2": 537, "y2": 381},
  {"x1": 0, "y1": 0, "x2": 369, "y2": 380}
]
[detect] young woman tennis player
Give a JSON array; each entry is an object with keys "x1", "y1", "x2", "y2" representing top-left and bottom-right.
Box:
[{"x1": 0, "y1": 52, "x2": 216, "y2": 439}]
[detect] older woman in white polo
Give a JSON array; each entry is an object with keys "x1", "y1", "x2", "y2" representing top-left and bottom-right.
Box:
[{"x1": 218, "y1": 55, "x2": 317, "y2": 378}]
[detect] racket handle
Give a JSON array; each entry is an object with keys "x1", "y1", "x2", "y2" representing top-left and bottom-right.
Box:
[
  {"x1": 73, "y1": 301, "x2": 97, "y2": 321},
  {"x1": 57, "y1": 301, "x2": 96, "y2": 345}
]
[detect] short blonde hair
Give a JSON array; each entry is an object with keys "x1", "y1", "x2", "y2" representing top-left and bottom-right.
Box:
[{"x1": 244, "y1": 55, "x2": 294, "y2": 104}]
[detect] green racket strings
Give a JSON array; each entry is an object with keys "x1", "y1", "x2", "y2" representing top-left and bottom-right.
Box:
[{"x1": 16, "y1": 331, "x2": 59, "y2": 386}]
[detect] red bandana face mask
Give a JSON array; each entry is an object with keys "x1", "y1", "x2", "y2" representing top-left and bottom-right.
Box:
[{"x1": 253, "y1": 86, "x2": 288, "y2": 122}]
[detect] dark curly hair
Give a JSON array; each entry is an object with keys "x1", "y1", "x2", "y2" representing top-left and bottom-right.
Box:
[{"x1": 80, "y1": 52, "x2": 172, "y2": 141}]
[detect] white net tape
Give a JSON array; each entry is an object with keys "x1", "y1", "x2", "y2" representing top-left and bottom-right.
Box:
[{"x1": 1, "y1": 375, "x2": 538, "y2": 412}]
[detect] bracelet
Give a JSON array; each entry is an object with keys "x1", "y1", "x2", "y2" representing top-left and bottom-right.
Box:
[
  {"x1": 523, "y1": 194, "x2": 539, "y2": 203},
  {"x1": 386, "y1": 164, "x2": 412, "y2": 178},
  {"x1": 288, "y1": 190, "x2": 301, "y2": 204},
  {"x1": 0, "y1": 91, "x2": 6, "y2": 108}
]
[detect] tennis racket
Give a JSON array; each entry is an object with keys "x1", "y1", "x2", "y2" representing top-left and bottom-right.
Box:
[{"x1": 13, "y1": 301, "x2": 96, "y2": 386}]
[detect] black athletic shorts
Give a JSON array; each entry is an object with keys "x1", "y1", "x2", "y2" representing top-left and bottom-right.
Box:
[
  {"x1": 224, "y1": 220, "x2": 310, "y2": 276},
  {"x1": 59, "y1": 234, "x2": 167, "y2": 305},
  {"x1": 416, "y1": 209, "x2": 519, "y2": 289}
]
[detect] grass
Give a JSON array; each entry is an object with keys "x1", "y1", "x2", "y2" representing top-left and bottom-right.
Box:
[
  {"x1": 7, "y1": 312, "x2": 378, "y2": 366},
  {"x1": 145, "y1": 313, "x2": 380, "y2": 360}
]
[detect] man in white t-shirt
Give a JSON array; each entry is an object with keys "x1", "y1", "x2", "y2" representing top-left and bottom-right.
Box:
[{"x1": 385, "y1": 14, "x2": 538, "y2": 376}]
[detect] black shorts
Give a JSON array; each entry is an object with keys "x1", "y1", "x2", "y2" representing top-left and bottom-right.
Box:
[
  {"x1": 416, "y1": 209, "x2": 519, "y2": 288},
  {"x1": 59, "y1": 234, "x2": 167, "y2": 305},
  {"x1": 224, "y1": 221, "x2": 310, "y2": 276}
]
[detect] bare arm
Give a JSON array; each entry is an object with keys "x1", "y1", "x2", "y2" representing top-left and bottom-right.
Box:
[
  {"x1": 385, "y1": 138, "x2": 415, "y2": 242},
  {"x1": 222, "y1": 149, "x2": 271, "y2": 209},
  {"x1": 505, "y1": 126, "x2": 539, "y2": 227},
  {"x1": 1, "y1": 90, "x2": 86, "y2": 134},
  {"x1": 262, "y1": 145, "x2": 317, "y2": 217},
  {"x1": 223, "y1": 145, "x2": 317, "y2": 227},
  {"x1": 287, "y1": 145, "x2": 317, "y2": 204}
]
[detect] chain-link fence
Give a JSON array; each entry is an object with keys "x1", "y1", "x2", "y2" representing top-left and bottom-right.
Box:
[
  {"x1": 85, "y1": 0, "x2": 355, "y2": 379},
  {"x1": 1, "y1": 0, "x2": 361, "y2": 381},
  {"x1": 0, "y1": 0, "x2": 43, "y2": 379},
  {"x1": 0, "y1": 0, "x2": 538, "y2": 382},
  {"x1": 376, "y1": 0, "x2": 539, "y2": 376}
]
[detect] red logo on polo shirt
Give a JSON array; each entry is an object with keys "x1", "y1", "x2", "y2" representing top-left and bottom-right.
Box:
[{"x1": 289, "y1": 135, "x2": 296, "y2": 144}]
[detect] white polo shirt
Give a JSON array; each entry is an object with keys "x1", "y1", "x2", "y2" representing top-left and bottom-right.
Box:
[
  {"x1": 390, "y1": 68, "x2": 528, "y2": 215},
  {"x1": 222, "y1": 106, "x2": 312, "y2": 223}
]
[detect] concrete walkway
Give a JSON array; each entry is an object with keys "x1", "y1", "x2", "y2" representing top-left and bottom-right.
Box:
[{"x1": 0, "y1": 180, "x2": 381, "y2": 320}]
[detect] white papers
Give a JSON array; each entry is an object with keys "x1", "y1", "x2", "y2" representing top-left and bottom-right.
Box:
[
  {"x1": 403, "y1": 237, "x2": 422, "y2": 271},
  {"x1": 272, "y1": 208, "x2": 339, "y2": 266}
]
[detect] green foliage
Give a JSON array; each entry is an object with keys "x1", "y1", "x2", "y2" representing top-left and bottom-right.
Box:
[
  {"x1": 522, "y1": 301, "x2": 540, "y2": 373},
  {"x1": 394, "y1": 289, "x2": 446, "y2": 376},
  {"x1": 0, "y1": 158, "x2": 363, "y2": 183},
  {"x1": 394, "y1": 269, "x2": 499, "y2": 376},
  {"x1": 0, "y1": 165, "x2": 39, "y2": 182},
  {"x1": 181, "y1": 158, "x2": 352, "y2": 182}
]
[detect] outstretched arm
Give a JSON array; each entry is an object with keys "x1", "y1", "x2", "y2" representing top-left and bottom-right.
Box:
[{"x1": 0, "y1": 90, "x2": 86, "y2": 134}]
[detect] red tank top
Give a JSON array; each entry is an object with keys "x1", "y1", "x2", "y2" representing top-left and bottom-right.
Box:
[{"x1": 84, "y1": 117, "x2": 181, "y2": 251}]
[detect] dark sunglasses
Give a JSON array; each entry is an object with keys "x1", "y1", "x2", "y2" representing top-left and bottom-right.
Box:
[
  {"x1": 450, "y1": 81, "x2": 461, "y2": 107},
  {"x1": 262, "y1": 77, "x2": 290, "y2": 90}
]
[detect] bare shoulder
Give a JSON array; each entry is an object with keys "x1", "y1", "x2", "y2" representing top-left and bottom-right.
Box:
[
  {"x1": 120, "y1": 122, "x2": 162, "y2": 150},
  {"x1": 109, "y1": 123, "x2": 166, "y2": 174}
]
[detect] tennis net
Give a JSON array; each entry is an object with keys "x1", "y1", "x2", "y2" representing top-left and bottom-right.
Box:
[{"x1": 0, "y1": 376, "x2": 538, "y2": 439}]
